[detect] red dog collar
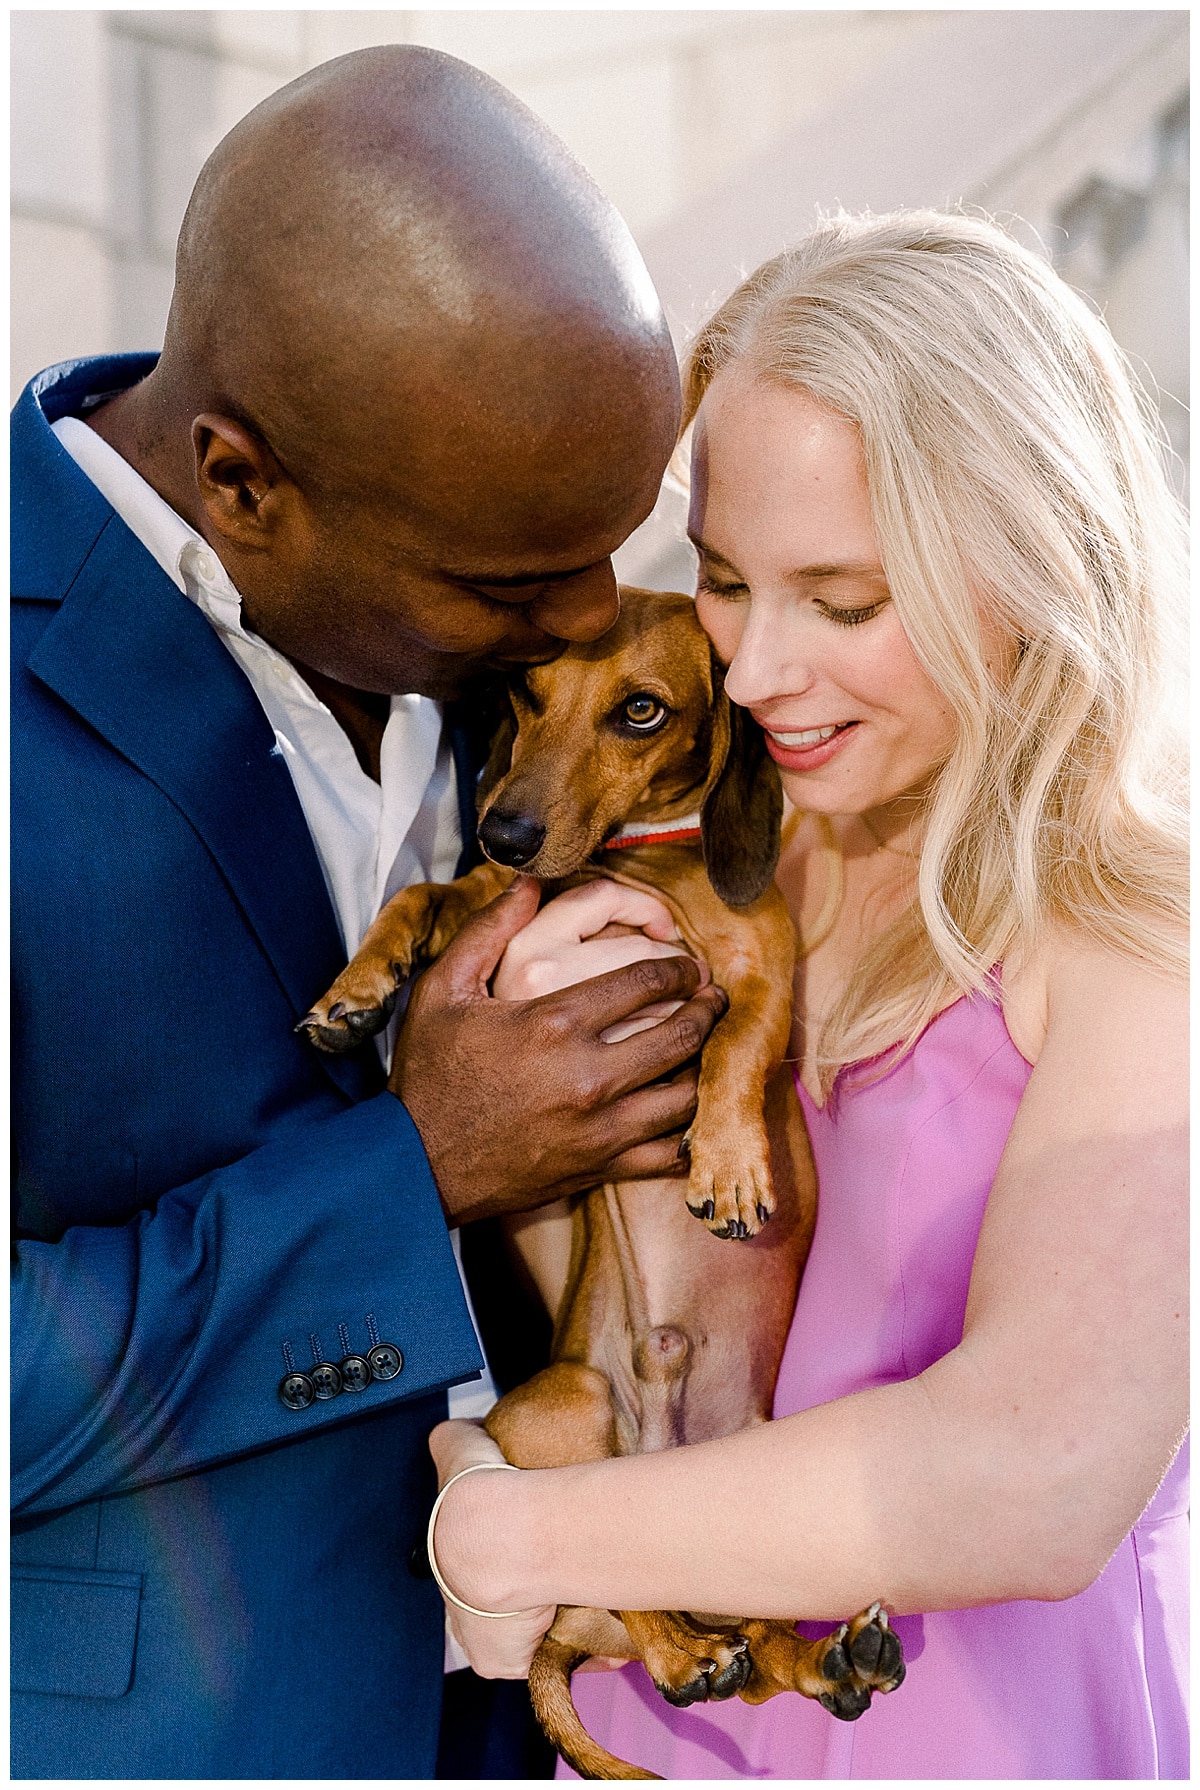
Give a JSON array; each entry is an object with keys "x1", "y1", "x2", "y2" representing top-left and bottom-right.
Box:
[{"x1": 604, "y1": 812, "x2": 703, "y2": 850}]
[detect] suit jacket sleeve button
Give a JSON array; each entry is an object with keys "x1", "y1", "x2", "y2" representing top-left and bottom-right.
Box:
[
  {"x1": 310, "y1": 1362, "x2": 343, "y2": 1399},
  {"x1": 279, "y1": 1371, "x2": 316, "y2": 1410},
  {"x1": 367, "y1": 1343, "x2": 403, "y2": 1381},
  {"x1": 340, "y1": 1354, "x2": 372, "y2": 1391}
]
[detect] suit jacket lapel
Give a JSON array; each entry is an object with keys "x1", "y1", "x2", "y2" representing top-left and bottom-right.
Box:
[{"x1": 25, "y1": 510, "x2": 379, "y2": 1103}]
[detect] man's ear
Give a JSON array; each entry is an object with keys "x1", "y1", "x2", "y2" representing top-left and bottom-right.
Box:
[
  {"x1": 192, "y1": 414, "x2": 289, "y2": 546},
  {"x1": 700, "y1": 660, "x2": 783, "y2": 907},
  {"x1": 475, "y1": 695, "x2": 517, "y2": 816}
]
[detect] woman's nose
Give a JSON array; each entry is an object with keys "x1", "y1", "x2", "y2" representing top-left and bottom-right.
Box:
[
  {"x1": 722, "y1": 604, "x2": 816, "y2": 709},
  {"x1": 530, "y1": 561, "x2": 621, "y2": 643}
]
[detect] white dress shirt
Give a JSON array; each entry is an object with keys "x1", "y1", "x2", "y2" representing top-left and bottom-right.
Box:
[{"x1": 52, "y1": 416, "x2": 499, "y2": 1468}]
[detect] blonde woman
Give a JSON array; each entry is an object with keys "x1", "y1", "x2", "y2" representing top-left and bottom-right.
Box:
[{"x1": 427, "y1": 212, "x2": 1188, "y2": 1779}]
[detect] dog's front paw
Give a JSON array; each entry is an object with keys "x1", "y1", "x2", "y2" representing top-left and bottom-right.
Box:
[
  {"x1": 297, "y1": 950, "x2": 411, "y2": 1054},
  {"x1": 683, "y1": 1118, "x2": 775, "y2": 1239}
]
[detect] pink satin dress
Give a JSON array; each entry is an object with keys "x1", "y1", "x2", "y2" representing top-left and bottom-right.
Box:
[{"x1": 563, "y1": 991, "x2": 1189, "y2": 1779}]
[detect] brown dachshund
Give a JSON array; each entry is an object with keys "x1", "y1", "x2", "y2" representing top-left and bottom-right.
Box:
[{"x1": 301, "y1": 588, "x2": 904, "y2": 1778}]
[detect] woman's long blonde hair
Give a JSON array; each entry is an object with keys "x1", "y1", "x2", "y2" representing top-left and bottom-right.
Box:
[{"x1": 683, "y1": 210, "x2": 1188, "y2": 1088}]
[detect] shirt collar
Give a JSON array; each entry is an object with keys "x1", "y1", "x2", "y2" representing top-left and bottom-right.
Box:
[{"x1": 51, "y1": 413, "x2": 245, "y2": 632}]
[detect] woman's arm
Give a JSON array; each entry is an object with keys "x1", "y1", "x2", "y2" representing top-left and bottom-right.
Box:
[{"x1": 433, "y1": 929, "x2": 1186, "y2": 1662}]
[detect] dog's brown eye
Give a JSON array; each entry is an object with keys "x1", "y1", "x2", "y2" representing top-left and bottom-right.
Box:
[{"x1": 622, "y1": 693, "x2": 668, "y2": 732}]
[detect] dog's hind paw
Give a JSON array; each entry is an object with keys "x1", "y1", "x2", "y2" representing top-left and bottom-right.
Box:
[
  {"x1": 738, "y1": 1604, "x2": 905, "y2": 1716},
  {"x1": 622, "y1": 1612, "x2": 752, "y2": 1709},
  {"x1": 809, "y1": 1605, "x2": 905, "y2": 1715}
]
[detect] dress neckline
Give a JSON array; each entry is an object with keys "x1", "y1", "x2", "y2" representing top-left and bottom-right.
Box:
[{"x1": 797, "y1": 976, "x2": 1029, "y2": 1113}]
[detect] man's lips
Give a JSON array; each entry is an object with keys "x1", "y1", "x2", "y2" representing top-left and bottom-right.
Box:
[{"x1": 759, "y1": 719, "x2": 859, "y2": 771}]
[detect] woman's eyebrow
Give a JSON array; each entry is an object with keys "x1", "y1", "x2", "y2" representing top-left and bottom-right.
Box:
[
  {"x1": 790, "y1": 562, "x2": 887, "y2": 582},
  {"x1": 689, "y1": 533, "x2": 884, "y2": 583},
  {"x1": 687, "y1": 532, "x2": 742, "y2": 573}
]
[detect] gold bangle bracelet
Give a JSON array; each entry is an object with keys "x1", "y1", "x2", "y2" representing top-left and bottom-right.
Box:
[{"x1": 426, "y1": 1461, "x2": 537, "y2": 1620}]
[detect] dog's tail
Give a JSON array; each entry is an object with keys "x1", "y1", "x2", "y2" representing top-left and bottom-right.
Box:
[{"x1": 529, "y1": 1638, "x2": 661, "y2": 1781}]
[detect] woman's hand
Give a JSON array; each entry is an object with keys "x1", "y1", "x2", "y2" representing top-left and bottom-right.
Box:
[
  {"x1": 493, "y1": 880, "x2": 707, "y2": 1041},
  {"x1": 428, "y1": 1419, "x2": 558, "y2": 1679}
]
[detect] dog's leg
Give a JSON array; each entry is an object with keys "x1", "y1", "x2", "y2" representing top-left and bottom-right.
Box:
[
  {"x1": 684, "y1": 966, "x2": 793, "y2": 1238},
  {"x1": 681, "y1": 891, "x2": 798, "y2": 1241},
  {"x1": 299, "y1": 859, "x2": 514, "y2": 1051},
  {"x1": 483, "y1": 1360, "x2": 666, "y2": 1780},
  {"x1": 484, "y1": 1360, "x2": 619, "y2": 1468},
  {"x1": 736, "y1": 1606, "x2": 905, "y2": 1719}
]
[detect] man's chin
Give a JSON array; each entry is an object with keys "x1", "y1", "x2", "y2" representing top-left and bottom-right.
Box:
[
  {"x1": 407, "y1": 649, "x2": 561, "y2": 703},
  {"x1": 403, "y1": 662, "x2": 489, "y2": 703}
]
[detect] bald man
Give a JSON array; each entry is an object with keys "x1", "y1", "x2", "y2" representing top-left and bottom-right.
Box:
[{"x1": 11, "y1": 48, "x2": 721, "y2": 1779}]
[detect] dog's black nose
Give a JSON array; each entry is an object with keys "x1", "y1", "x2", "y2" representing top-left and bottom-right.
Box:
[{"x1": 477, "y1": 809, "x2": 546, "y2": 867}]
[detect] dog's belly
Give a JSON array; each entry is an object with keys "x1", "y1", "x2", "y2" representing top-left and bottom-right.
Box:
[{"x1": 574, "y1": 1174, "x2": 807, "y2": 1451}]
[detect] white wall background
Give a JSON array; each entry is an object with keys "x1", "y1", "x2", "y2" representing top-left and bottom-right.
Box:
[{"x1": 11, "y1": 8, "x2": 1189, "y2": 584}]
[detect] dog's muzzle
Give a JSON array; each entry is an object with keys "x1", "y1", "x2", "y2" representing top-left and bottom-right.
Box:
[{"x1": 477, "y1": 808, "x2": 547, "y2": 867}]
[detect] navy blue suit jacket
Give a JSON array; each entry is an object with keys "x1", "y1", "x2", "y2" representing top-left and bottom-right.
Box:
[{"x1": 11, "y1": 356, "x2": 486, "y2": 1778}]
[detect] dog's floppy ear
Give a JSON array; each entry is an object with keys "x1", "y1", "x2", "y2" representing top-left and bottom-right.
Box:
[
  {"x1": 475, "y1": 695, "x2": 516, "y2": 815},
  {"x1": 701, "y1": 662, "x2": 783, "y2": 907}
]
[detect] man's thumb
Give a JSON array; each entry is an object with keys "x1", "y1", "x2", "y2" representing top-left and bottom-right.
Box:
[{"x1": 438, "y1": 876, "x2": 542, "y2": 997}]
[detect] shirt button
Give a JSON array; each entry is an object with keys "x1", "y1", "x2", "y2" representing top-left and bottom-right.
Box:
[
  {"x1": 367, "y1": 1343, "x2": 404, "y2": 1382},
  {"x1": 195, "y1": 550, "x2": 218, "y2": 582},
  {"x1": 310, "y1": 1361, "x2": 343, "y2": 1400},
  {"x1": 340, "y1": 1354, "x2": 372, "y2": 1392},
  {"x1": 278, "y1": 1371, "x2": 316, "y2": 1411}
]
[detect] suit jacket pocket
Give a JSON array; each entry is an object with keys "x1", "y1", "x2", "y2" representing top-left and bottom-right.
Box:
[{"x1": 11, "y1": 1564, "x2": 142, "y2": 1697}]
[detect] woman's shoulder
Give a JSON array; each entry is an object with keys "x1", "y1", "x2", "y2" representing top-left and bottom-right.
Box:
[{"x1": 1002, "y1": 919, "x2": 1188, "y2": 1071}]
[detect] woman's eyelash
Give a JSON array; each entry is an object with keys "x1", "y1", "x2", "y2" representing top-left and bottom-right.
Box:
[
  {"x1": 820, "y1": 601, "x2": 886, "y2": 627},
  {"x1": 697, "y1": 568, "x2": 887, "y2": 629},
  {"x1": 695, "y1": 574, "x2": 747, "y2": 600}
]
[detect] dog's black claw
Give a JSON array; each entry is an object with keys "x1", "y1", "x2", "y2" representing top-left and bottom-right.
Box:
[{"x1": 756, "y1": 1202, "x2": 770, "y2": 1225}]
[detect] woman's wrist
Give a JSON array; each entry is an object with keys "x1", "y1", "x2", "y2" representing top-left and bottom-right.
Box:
[{"x1": 435, "y1": 1456, "x2": 549, "y2": 1615}]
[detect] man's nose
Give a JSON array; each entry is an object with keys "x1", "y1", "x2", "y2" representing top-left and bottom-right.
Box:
[{"x1": 529, "y1": 560, "x2": 621, "y2": 643}]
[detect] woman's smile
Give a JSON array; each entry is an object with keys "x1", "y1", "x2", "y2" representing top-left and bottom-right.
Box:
[{"x1": 759, "y1": 718, "x2": 860, "y2": 772}]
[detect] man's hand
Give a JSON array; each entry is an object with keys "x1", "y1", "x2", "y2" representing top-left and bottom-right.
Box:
[{"x1": 390, "y1": 878, "x2": 727, "y2": 1224}]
